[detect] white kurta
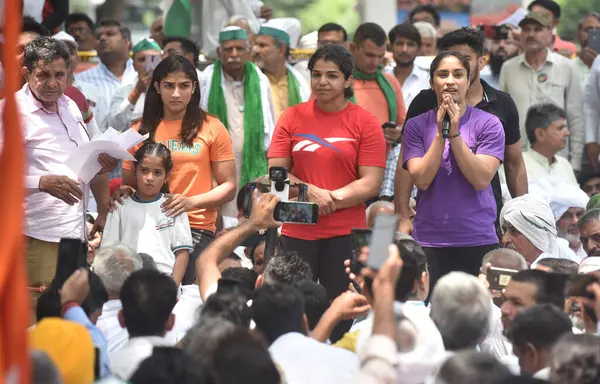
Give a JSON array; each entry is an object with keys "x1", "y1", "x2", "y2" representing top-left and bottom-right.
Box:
[{"x1": 200, "y1": 63, "x2": 276, "y2": 220}]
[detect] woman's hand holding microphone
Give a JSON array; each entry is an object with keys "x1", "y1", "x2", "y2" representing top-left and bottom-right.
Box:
[{"x1": 436, "y1": 94, "x2": 460, "y2": 139}]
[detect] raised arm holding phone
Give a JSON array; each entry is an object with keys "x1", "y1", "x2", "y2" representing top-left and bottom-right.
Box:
[{"x1": 108, "y1": 38, "x2": 162, "y2": 132}]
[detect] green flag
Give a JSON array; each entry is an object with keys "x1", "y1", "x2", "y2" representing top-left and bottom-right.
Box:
[{"x1": 164, "y1": 0, "x2": 192, "y2": 38}]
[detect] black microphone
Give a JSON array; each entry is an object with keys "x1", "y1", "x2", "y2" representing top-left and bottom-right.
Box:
[{"x1": 442, "y1": 112, "x2": 451, "y2": 139}]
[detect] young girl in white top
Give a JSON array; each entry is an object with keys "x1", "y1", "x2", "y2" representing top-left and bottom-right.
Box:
[{"x1": 101, "y1": 142, "x2": 192, "y2": 286}]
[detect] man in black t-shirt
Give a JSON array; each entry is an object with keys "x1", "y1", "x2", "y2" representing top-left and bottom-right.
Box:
[{"x1": 395, "y1": 27, "x2": 528, "y2": 237}]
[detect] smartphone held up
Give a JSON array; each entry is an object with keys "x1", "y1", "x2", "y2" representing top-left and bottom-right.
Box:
[
  {"x1": 274, "y1": 201, "x2": 319, "y2": 225},
  {"x1": 145, "y1": 54, "x2": 161, "y2": 73},
  {"x1": 367, "y1": 214, "x2": 400, "y2": 270}
]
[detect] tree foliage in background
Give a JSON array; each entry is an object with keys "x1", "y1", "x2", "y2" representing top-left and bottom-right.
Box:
[
  {"x1": 272, "y1": 0, "x2": 360, "y2": 36},
  {"x1": 556, "y1": 0, "x2": 598, "y2": 42}
]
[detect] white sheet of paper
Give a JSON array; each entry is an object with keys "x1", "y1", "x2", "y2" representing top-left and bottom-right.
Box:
[{"x1": 66, "y1": 127, "x2": 148, "y2": 183}]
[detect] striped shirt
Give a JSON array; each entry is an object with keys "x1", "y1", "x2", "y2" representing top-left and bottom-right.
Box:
[
  {"x1": 75, "y1": 59, "x2": 137, "y2": 179},
  {"x1": 75, "y1": 59, "x2": 137, "y2": 132}
]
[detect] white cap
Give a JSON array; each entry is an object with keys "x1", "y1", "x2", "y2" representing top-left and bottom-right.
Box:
[
  {"x1": 53, "y1": 31, "x2": 78, "y2": 49},
  {"x1": 298, "y1": 31, "x2": 318, "y2": 50},
  {"x1": 261, "y1": 18, "x2": 302, "y2": 49},
  {"x1": 578, "y1": 257, "x2": 600, "y2": 274}
]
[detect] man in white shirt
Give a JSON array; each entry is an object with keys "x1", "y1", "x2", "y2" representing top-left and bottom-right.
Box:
[
  {"x1": 109, "y1": 269, "x2": 177, "y2": 380},
  {"x1": 572, "y1": 13, "x2": 600, "y2": 91},
  {"x1": 108, "y1": 38, "x2": 162, "y2": 132},
  {"x1": 500, "y1": 12, "x2": 584, "y2": 173},
  {"x1": 200, "y1": 26, "x2": 275, "y2": 220},
  {"x1": 505, "y1": 304, "x2": 572, "y2": 380},
  {"x1": 186, "y1": 0, "x2": 271, "y2": 59},
  {"x1": 386, "y1": 23, "x2": 430, "y2": 108},
  {"x1": 253, "y1": 284, "x2": 359, "y2": 384},
  {"x1": 584, "y1": 56, "x2": 600, "y2": 169},
  {"x1": 94, "y1": 243, "x2": 143, "y2": 352},
  {"x1": 76, "y1": 20, "x2": 137, "y2": 133},
  {"x1": 500, "y1": 194, "x2": 579, "y2": 266},
  {"x1": 517, "y1": 103, "x2": 578, "y2": 185},
  {"x1": 0, "y1": 37, "x2": 115, "y2": 305}
]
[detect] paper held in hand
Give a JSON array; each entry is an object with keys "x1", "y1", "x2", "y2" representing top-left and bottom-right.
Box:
[{"x1": 66, "y1": 127, "x2": 149, "y2": 183}]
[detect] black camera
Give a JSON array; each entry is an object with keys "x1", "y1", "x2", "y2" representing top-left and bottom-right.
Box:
[{"x1": 269, "y1": 167, "x2": 288, "y2": 181}]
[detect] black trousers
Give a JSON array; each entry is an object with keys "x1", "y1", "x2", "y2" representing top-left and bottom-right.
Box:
[
  {"x1": 182, "y1": 229, "x2": 216, "y2": 285},
  {"x1": 423, "y1": 243, "x2": 499, "y2": 295},
  {"x1": 281, "y1": 235, "x2": 352, "y2": 341}
]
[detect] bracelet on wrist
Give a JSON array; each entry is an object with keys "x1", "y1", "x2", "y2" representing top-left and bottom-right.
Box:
[{"x1": 449, "y1": 132, "x2": 461, "y2": 139}]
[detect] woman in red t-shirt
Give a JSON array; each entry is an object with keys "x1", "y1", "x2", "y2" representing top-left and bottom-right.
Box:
[{"x1": 268, "y1": 45, "x2": 386, "y2": 305}]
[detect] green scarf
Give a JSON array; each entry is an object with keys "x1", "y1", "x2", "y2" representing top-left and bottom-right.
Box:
[
  {"x1": 287, "y1": 68, "x2": 302, "y2": 107},
  {"x1": 207, "y1": 61, "x2": 266, "y2": 187},
  {"x1": 349, "y1": 66, "x2": 397, "y2": 122}
]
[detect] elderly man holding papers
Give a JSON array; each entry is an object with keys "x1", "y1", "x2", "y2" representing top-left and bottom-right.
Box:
[
  {"x1": 201, "y1": 26, "x2": 276, "y2": 221},
  {"x1": 0, "y1": 37, "x2": 117, "y2": 310}
]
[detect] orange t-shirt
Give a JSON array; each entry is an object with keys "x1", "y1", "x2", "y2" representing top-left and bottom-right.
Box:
[
  {"x1": 352, "y1": 73, "x2": 407, "y2": 126},
  {"x1": 123, "y1": 116, "x2": 235, "y2": 232},
  {"x1": 268, "y1": 100, "x2": 387, "y2": 240}
]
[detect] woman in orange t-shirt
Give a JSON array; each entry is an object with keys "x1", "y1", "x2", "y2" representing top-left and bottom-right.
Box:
[{"x1": 115, "y1": 55, "x2": 236, "y2": 284}]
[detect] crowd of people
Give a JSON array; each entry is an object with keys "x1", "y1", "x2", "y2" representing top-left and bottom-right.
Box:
[{"x1": 5, "y1": 0, "x2": 600, "y2": 383}]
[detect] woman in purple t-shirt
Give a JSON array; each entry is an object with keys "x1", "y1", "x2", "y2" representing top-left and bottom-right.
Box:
[{"x1": 402, "y1": 51, "x2": 505, "y2": 289}]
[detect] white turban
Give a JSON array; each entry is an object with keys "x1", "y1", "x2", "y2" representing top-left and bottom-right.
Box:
[
  {"x1": 500, "y1": 194, "x2": 557, "y2": 255},
  {"x1": 529, "y1": 178, "x2": 589, "y2": 220}
]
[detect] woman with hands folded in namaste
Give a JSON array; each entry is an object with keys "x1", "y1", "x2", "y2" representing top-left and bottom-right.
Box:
[{"x1": 401, "y1": 50, "x2": 505, "y2": 292}]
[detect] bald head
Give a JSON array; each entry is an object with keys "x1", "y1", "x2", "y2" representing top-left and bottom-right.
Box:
[
  {"x1": 366, "y1": 201, "x2": 395, "y2": 228},
  {"x1": 481, "y1": 248, "x2": 528, "y2": 271}
]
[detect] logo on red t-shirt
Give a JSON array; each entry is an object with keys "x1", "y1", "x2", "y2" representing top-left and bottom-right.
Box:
[{"x1": 292, "y1": 133, "x2": 354, "y2": 153}]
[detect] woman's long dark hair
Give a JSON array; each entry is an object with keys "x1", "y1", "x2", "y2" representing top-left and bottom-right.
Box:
[
  {"x1": 141, "y1": 55, "x2": 207, "y2": 147},
  {"x1": 308, "y1": 44, "x2": 355, "y2": 99}
]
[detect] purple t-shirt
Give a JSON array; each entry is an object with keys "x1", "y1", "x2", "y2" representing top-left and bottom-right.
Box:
[{"x1": 402, "y1": 106, "x2": 505, "y2": 247}]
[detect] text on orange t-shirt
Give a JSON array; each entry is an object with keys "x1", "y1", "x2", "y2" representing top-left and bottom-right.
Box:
[{"x1": 123, "y1": 116, "x2": 235, "y2": 232}]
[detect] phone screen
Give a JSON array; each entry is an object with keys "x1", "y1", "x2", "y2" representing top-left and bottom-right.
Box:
[
  {"x1": 367, "y1": 214, "x2": 399, "y2": 270},
  {"x1": 217, "y1": 278, "x2": 243, "y2": 295},
  {"x1": 145, "y1": 54, "x2": 161, "y2": 73},
  {"x1": 487, "y1": 267, "x2": 518, "y2": 291},
  {"x1": 52, "y1": 238, "x2": 88, "y2": 289},
  {"x1": 274, "y1": 202, "x2": 318, "y2": 225},
  {"x1": 351, "y1": 229, "x2": 371, "y2": 258},
  {"x1": 589, "y1": 30, "x2": 600, "y2": 54}
]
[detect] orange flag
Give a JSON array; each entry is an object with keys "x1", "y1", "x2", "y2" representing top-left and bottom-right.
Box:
[{"x1": 0, "y1": 0, "x2": 30, "y2": 382}]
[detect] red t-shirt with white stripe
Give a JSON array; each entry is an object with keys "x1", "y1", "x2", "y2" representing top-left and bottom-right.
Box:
[{"x1": 268, "y1": 99, "x2": 386, "y2": 240}]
